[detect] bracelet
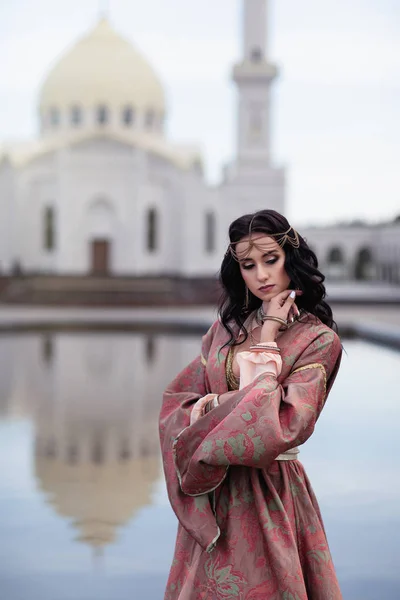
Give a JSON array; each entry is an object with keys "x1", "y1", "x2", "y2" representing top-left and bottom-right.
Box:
[
  {"x1": 205, "y1": 396, "x2": 219, "y2": 413},
  {"x1": 203, "y1": 395, "x2": 219, "y2": 415},
  {"x1": 250, "y1": 344, "x2": 281, "y2": 352},
  {"x1": 253, "y1": 343, "x2": 281, "y2": 350},
  {"x1": 262, "y1": 316, "x2": 288, "y2": 329},
  {"x1": 249, "y1": 345, "x2": 281, "y2": 353}
]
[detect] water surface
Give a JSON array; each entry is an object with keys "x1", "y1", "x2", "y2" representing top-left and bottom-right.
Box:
[{"x1": 0, "y1": 333, "x2": 398, "y2": 599}]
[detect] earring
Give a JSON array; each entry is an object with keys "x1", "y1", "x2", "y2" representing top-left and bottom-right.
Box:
[{"x1": 244, "y1": 286, "x2": 249, "y2": 310}]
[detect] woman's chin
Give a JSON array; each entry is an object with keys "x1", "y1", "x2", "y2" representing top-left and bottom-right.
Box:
[{"x1": 259, "y1": 290, "x2": 276, "y2": 299}]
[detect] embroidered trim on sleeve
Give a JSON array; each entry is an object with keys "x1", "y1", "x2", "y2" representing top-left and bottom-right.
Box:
[
  {"x1": 291, "y1": 362, "x2": 327, "y2": 401},
  {"x1": 172, "y1": 427, "x2": 229, "y2": 497}
]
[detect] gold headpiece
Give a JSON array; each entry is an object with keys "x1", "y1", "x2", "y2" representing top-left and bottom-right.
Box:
[{"x1": 228, "y1": 216, "x2": 300, "y2": 262}]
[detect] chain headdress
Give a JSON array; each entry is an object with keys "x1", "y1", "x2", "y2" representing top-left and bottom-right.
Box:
[{"x1": 228, "y1": 215, "x2": 300, "y2": 262}]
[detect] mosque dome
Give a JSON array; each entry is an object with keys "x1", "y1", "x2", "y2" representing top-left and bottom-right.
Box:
[{"x1": 38, "y1": 18, "x2": 166, "y2": 135}]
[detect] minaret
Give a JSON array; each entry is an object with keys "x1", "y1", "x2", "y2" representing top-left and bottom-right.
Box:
[
  {"x1": 233, "y1": 0, "x2": 277, "y2": 166},
  {"x1": 221, "y1": 0, "x2": 285, "y2": 217}
]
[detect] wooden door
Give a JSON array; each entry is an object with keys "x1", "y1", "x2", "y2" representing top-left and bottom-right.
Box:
[{"x1": 91, "y1": 239, "x2": 110, "y2": 275}]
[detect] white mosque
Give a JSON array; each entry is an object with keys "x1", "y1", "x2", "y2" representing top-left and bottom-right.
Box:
[
  {"x1": 0, "y1": 1, "x2": 284, "y2": 278},
  {"x1": 0, "y1": 0, "x2": 399, "y2": 284}
]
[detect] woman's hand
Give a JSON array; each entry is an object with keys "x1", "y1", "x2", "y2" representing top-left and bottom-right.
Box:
[
  {"x1": 190, "y1": 394, "x2": 218, "y2": 425},
  {"x1": 261, "y1": 290, "x2": 299, "y2": 342}
]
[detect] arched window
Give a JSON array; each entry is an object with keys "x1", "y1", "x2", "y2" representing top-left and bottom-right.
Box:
[
  {"x1": 327, "y1": 247, "x2": 344, "y2": 264},
  {"x1": 248, "y1": 103, "x2": 263, "y2": 140},
  {"x1": 92, "y1": 437, "x2": 104, "y2": 464},
  {"x1": 355, "y1": 247, "x2": 374, "y2": 281},
  {"x1": 119, "y1": 440, "x2": 131, "y2": 462},
  {"x1": 122, "y1": 106, "x2": 135, "y2": 125},
  {"x1": 250, "y1": 47, "x2": 263, "y2": 62},
  {"x1": 71, "y1": 105, "x2": 82, "y2": 126},
  {"x1": 44, "y1": 206, "x2": 55, "y2": 251},
  {"x1": 205, "y1": 212, "x2": 216, "y2": 253},
  {"x1": 42, "y1": 334, "x2": 54, "y2": 365},
  {"x1": 145, "y1": 108, "x2": 155, "y2": 129},
  {"x1": 49, "y1": 107, "x2": 60, "y2": 127},
  {"x1": 67, "y1": 444, "x2": 79, "y2": 465},
  {"x1": 97, "y1": 104, "x2": 109, "y2": 125},
  {"x1": 326, "y1": 246, "x2": 345, "y2": 280},
  {"x1": 147, "y1": 208, "x2": 158, "y2": 252},
  {"x1": 145, "y1": 335, "x2": 156, "y2": 363},
  {"x1": 45, "y1": 438, "x2": 57, "y2": 459},
  {"x1": 250, "y1": 111, "x2": 262, "y2": 134}
]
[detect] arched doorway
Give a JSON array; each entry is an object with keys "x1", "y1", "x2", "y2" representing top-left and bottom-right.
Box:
[
  {"x1": 87, "y1": 199, "x2": 115, "y2": 275},
  {"x1": 91, "y1": 239, "x2": 110, "y2": 275},
  {"x1": 354, "y1": 247, "x2": 375, "y2": 281}
]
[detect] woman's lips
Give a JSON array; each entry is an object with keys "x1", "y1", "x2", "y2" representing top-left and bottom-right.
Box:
[{"x1": 258, "y1": 285, "x2": 275, "y2": 292}]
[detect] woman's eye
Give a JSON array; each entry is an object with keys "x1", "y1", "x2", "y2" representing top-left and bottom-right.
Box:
[
  {"x1": 242, "y1": 264, "x2": 254, "y2": 270},
  {"x1": 266, "y1": 258, "x2": 278, "y2": 265}
]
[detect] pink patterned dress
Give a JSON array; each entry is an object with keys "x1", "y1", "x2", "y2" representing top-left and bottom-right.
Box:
[{"x1": 159, "y1": 314, "x2": 343, "y2": 599}]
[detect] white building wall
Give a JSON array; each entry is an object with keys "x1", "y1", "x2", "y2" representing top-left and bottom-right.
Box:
[
  {"x1": 0, "y1": 159, "x2": 16, "y2": 272},
  {"x1": 178, "y1": 171, "x2": 223, "y2": 277},
  {"x1": 300, "y1": 226, "x2": 377, "y2": 279},
  {"x1": 375, "y1": 224, "x2": 400, "y2": 283},
  {"x1": 14, "y1": 154, "x2": 58, "y2": 272},
  {"x1": 12, "y1": 137, "x2": 214, "y2": 276},
  {"x1": 55, "y1": 138, "x2": 138, "y2": 274},
  {"x1": 221, "y1": 166, "x2": 285, "y2": 218}
]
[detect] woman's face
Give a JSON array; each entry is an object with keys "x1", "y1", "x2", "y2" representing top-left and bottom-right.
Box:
[{"x1": 236, "y1": 234, "x2": 291, "y2": 302}]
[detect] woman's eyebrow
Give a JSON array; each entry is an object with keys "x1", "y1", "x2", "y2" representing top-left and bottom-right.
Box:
[
  {"x1": 239, "y1": 250, "x2": 276, "y2": 263},
  {"x1": 238, "y1": 257, "x2": 253, "y2": 263}
]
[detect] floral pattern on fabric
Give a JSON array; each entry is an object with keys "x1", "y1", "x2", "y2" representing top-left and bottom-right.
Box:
[{"x1": 159, "y1": 315, "x2": 343, "y2": 599}]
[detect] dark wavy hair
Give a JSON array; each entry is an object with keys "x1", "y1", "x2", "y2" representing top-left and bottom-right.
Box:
[{"x1": 218, "y1": 209, "x2": 337, "y2": 346}]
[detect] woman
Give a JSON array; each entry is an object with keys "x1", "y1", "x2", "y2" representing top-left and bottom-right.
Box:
[{"x1": 159, "y1": 210, "x2": 343, "y2": 599}]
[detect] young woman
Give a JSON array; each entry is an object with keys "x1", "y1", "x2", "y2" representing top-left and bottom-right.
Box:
[{"x1": 159, "y1": 210, "x2": 343, "y2": 600}]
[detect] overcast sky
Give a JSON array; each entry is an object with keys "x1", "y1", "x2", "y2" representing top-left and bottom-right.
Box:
[{"x1": 1, "y1": 0, "x2": 399, "y2": 226}]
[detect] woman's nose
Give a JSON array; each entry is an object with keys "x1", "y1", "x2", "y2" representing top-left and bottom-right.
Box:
[{"x1": 256, "y1": 264, "x2": 269, "y2": 281}]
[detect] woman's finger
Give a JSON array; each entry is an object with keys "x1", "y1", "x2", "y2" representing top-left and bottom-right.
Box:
[
  {"x1": 284, "y1": 290, "x2": 297, "y2": 307},
  {"x1": 271, "y1": 289, "x2": 294, "y2": 307}
]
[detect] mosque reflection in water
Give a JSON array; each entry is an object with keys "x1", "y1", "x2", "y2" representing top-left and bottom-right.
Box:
[
  {"x1": 1, "y1": 332, "x2": 400, "y2": 600},
  {"x1": 0, "y1": 331, "x2": 200, "y2": 555}
]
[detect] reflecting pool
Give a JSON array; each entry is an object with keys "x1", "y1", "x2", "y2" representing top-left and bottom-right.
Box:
[{"x1": 0, "y1": 333, "x2": 398, "y2": 600}]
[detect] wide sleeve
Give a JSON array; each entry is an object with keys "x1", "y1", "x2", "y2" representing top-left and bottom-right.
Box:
[
  {"x1": 173, "y1": 328, "x2": 342, "y2": 496},
  {"x1": 159, "y1": 323, "x2": 216, "y2": 442}
]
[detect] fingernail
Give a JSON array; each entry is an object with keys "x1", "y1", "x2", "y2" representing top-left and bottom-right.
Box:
[{"x1": 290, "y1": 290, "x2": 296, "y2": 298}]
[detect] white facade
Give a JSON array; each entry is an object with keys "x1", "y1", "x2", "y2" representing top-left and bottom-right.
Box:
[
  {"x1": 0, "y1": 2, "x2": 286, "y2": 278},
  {"x1": 299, "y1": 223, "x2": 400, "y2": 284},
  {"x1": 0, "y1": 3, "x2": 398, "y2": 281}
]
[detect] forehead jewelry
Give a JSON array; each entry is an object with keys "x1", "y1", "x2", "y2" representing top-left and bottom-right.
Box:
[{"x1": 228, "y1": 220, "x2": 300, "y2": 262}]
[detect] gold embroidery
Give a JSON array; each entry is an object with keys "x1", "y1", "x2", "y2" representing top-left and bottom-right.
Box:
[
  {"x1": 172, "y1": 427, "x2": 229, "y2": 499},
  {"x1": 291, "y1": 363, "x2": 327, "y2": 401},
  {"x1": 200, "y1": 353, "x2": 207, "y2": 366},
  {"x1": 226, "y1": 346, "x2": 240, "y2": 391}
]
